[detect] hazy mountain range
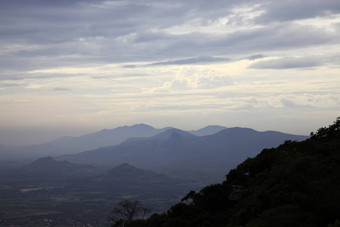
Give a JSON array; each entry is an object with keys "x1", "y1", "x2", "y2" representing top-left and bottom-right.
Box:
[
  {"x1": 21, "y1": 156, "x2": 102, "y2": 180},
  {"x1": 0, "y1": 123, "x2": 310, "y2": 225},
  {"x1": 19, "y1": 157, "x2": 175, "y2": 185},
  {"x1": 58, "y1": 127, "x2": 308, "y2": 183},
  {"x1": 0, "y1": 124, "x2": 227, "y2": 162},
  {"x1": 0, "y1": 124, "x2": 308, "y2": 183}
]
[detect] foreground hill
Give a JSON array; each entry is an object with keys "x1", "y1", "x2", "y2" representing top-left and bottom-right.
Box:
[
  {"x1": 126, "y1": 117, "x2": 340, "y2": 227},
  {"x1": 60, "y1": 127, "x2": 307, "y2": 184}
]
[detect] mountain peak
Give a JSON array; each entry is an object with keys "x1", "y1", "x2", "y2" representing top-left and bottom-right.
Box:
[
  {"x1": 31, "y1": 156, "x2": 57, "y2": 166},
  {"x1": 114, "y1": 163, "x2": 136, "y2": 170},
  {"x1": 108, "y1": 163, "x2": 142, "y2": 177},
  {"x1": 117, "y1": 123, "x2": 154, "y2": 130},
  {"x1": 191, "y1": 125, "x2": 227, "y2": 136},
  {"x1": 106, "y1": 163, "x2": 170, "y2": 183},
  {"x1": 132, "y1": 123, "x2": 153, "y2": 128},
  {"x1": 153, "y1": 128, "x2": 195, "y2": 140}
]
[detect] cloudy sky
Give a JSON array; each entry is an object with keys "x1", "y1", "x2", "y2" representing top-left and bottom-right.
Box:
[{"x1": 1, "y1": 0, "x2": 340, "y2": 145}]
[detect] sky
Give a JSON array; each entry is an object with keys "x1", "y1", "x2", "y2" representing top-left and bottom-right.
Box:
[{"x1": 1, "y1": 0, "x2": 340, "y2": 146}]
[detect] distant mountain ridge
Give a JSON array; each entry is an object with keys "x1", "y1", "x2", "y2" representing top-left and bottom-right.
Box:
[
  {"x1": 59, "y1": 127, "x2": 308, "y2": 184},
  {"x1": 190, "y1": 125, "x2": 227, "y2": 136},
  {"x1": 22, "y1": 156, "x2": 102, "y2": 179},
  {"x1": 102, "y1": 163, "x2": 172, "y2": 183},
  {"x1": 1, "y1": 124, "x2": 229, "y2": 161},
  {"x1": 0, "y1": 124, "x2": 169, "y2": 160},
  {"x1": 38, "y1": 124, "x2": 166, "y2": 155},
  {"x1": 22, "y1": 157, "x2": 176, "y2": 184}
]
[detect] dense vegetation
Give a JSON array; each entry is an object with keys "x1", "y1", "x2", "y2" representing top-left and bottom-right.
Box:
[{"x1": 124, "y1": 118, "x2": 340, "y2": 227}]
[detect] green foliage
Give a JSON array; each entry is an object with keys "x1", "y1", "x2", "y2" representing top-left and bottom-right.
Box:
[
  {"x1": 329, "y1": 220, "x2": 340, "y2": 227},
  {"x1": 128, "y1": 117, "x2": 340, "y2": 226},
  {"x1": 311, "y1": 117, "x2": 340, "y2": 140}
]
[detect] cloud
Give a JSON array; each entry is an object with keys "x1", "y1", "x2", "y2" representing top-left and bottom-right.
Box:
[
  {"x1": 121, "y1": 64, "x2": 137, "y2": 68},
  {"x1": 149, "y1": 56, "x2": 230, "y2": 66},
  {"x1": 1, "y1": 0, "x2": 339, "y2": 77},
  {"x1": 243, "y1": 54, "x2": 266, "y2": 60},
  {"x1": 280, "y1": 98, "x2": 299, "y2": 108},
  {"x1": 0, "y1": 82, "x2": 26, "y2": 87},
  {"x1": 198, "y1": 76, "x2": 233, "y2": 89},
  {"x1": 255, "y1": 1, "x2": 340, "y2": 24},
  {"x1": 170, "y1": 79, "x2": 190, "y2": 90},
  {"x1": 1, "y1": 0, "x2": 340, "y2": 141},
  {"x1": 249, "y1": 57, "x2": 323, "y2": 69},
  {"x1": 53, "y1": 87, "x2": 71, "y2": 91}
]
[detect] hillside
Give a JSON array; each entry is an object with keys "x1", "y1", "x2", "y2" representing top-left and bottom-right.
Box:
[{"x1": 124, "y1": 117, "x2": 340, "y2": 227}]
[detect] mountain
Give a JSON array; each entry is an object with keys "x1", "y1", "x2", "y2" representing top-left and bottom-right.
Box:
[
  {"x1": 101, "y1": 163, "x2": 172, "y2": 183},
  {"x1": 45, "y1": 124, "x2": 226, "y2": 155},
  {"x1": 190, "y1": 125, "x2": 227, "y2": 136},
  {"x1": 22, "y1": 156, "x2": 102, "y2": 180},
  {"x1": 4, "y1": 124, "x2": 168, "y2": 160},
  {"x1": 127, "y1": 117, "x2": 340, "y2": 227},
  {"x1": 59, "y1": 128, "x2": 200, "y2": 167},
  {"x1": 46, "y1": 124, "x2": 162, "y2": 152},
  {"x1": 59, "y1": 127, "x2": 308, "y2": 184},
  {"x1": 0, "y1": 124, "x2": 234, "y2": 162},
  {"x1": 200, "y1": 127, "x2": 308, "y2": 160}
]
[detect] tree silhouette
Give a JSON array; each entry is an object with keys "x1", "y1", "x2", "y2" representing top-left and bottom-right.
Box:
[
  {"x1": 109, "y1": 200, "x2": 151, "y2": 227},
  {"x1": 125, "y1": 117, "x2": 340, "y2": 227}
]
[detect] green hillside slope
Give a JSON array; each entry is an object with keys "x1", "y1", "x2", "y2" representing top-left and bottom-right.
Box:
[{"x1": 124, "y1": 117, "x2": 340, "y2": 227}]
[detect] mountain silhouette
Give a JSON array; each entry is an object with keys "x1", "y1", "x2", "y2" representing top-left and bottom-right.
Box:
[
  {"x1": 22, "y1": 156, "x2": 101, "y2": 180},
  {"x1": 130, "y1": 117, "x2": 340, "y2": 227},
  {"x1": 190, "y1": 125, "x2": 227, "y2": 136},
  {"x1": 102, "y1": 163, "x2": 172, "y2": 183},
  {"x1": 59, "y1": 127, "x2": 307, "y2": 184}
]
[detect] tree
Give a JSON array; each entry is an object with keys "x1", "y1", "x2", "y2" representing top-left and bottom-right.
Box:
[
  {"x1": 109, "y1": 200, "x2": 151, "y2": 227},
  {"x1": 126, "y1": 117, "x2": 340, "y2": 227}
]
